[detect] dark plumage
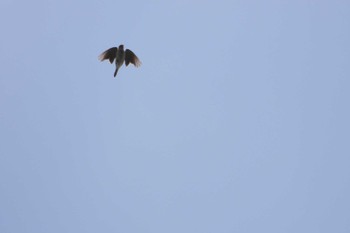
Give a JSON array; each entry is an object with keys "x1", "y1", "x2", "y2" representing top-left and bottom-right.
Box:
[{"x1": 99, "y1": 44, "x2": 141, "y2": 77}]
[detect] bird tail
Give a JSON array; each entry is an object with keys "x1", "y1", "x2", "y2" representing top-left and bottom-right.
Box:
[{"x1": 114, "y1": 67, "x2": 119, "y2": 77}]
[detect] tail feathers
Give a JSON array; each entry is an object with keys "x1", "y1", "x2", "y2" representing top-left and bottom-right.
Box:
[{"x1": 114, "y1": 67, "x2": 119, "y2": 77}]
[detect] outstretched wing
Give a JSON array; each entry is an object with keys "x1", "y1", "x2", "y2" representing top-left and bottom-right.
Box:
[
  {"x1": 125, "y1": 49, "x2": 141, "y2": 67},
  {"x1": 98, "y1": 47, "x2": 118, "y2": 64}
]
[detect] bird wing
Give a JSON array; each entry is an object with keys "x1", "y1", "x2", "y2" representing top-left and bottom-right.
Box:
[
  {"x1": 125, "y1": 49, "x2": 141, "y2": 67},
  {"x1": 98, "y1": 47, "x2": 118, "y2": 64}
]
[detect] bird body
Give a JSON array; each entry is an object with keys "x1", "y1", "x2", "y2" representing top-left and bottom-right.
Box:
[
  {"x1": 99, "y1": 44, "x2": 141, "y2": 77},
  {"x1": 114, "y1": 45, "x2": 125, "y2": 76}
]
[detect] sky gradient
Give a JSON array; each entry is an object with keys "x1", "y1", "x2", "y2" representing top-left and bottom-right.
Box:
[{"x1": 1, "y1": 1, "x2": 350, "y2": 232}]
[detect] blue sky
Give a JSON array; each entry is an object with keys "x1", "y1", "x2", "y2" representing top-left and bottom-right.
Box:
[{"x1": 1, "y1": 1, "x2": 350, "y2": 232}]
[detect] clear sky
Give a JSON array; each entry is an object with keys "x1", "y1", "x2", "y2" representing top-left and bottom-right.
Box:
[{"x1": 1, "y1": 1, "x2": 349, "y2": 232}]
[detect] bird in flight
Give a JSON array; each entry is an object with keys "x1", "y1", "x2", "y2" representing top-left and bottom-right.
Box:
[{"x1": 98, "y1": 44, "x2": 141, "y2": 77}]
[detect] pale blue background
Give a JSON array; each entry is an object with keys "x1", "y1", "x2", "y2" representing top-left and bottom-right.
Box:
[{"x1": 1, "y1": 1, "x2": 350, "y2": 232}]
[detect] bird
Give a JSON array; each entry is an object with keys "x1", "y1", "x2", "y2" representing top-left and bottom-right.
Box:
[{"x1": 98, "y1": 44, "x2": 141, "y2": 77}]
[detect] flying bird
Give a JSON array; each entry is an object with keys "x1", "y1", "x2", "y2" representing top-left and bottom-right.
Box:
[{"x1": 98, "y1": 44, "x2": 141, "y2": 77}]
